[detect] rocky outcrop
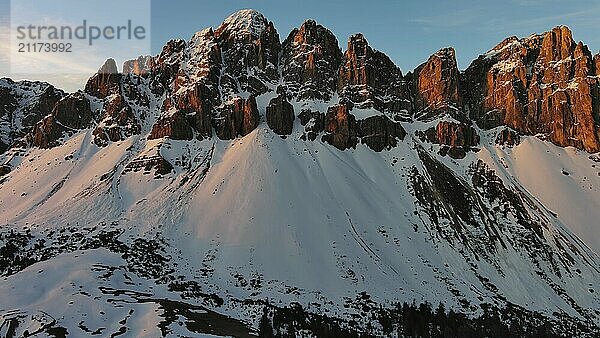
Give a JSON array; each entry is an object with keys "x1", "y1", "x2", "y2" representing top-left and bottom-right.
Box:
[
  {"x1": 298, "y1": 109, "x2": 325, "y2": 141},
  {"x1": 304, "y1": 107, "x2": 405, "y2": 151},
  {"x1": 410, "y1": 48, "x2": 462, "y2": 121},
  {"x1": 151, "y1": 39, "x2": 188, "y2": 93},
  {"x1": 7, "y1": 14, "x2": 600, "y2": 157},
  {"x1": 93, "y1": 94, "x2": 140, "y2": 146},
  {"x1": 425, "y1": 121, "x2": 479, "y2": 147},
  {"x1": 85, "y1": 58, "x2": 121, "y2": 99},
  {"x1": 28, "y1": 92, "x2": 95, "y2": 148},
  {"x1": 0, "y1": 79, "x2": 64, "y2": 152},
  {"x1": 0, "y1": 164, "x2": 10, "y2": 176},
  {"x1": 281, "y1": 20, "x2": 342, "y2": 101},
  {"x1": 338, "y1": 34, "x2": 411, "y2": 119},
  {"x1": 148, "y1": 110, "x2": 194, "y2": 140},
  {"x1": 162, "y1": 82, "x2": 213, "y2": 139},
  {"x1": 495, "y1": 128, "x2": 520, "y2": 146},
  {"x1": 357, "y1": 115, "x2": 406, "y2": 151},
  {"x1": 266, "y1": 93, "x2": 295, "y2": 136},
  {"x1": 180, "y1": 28, "x2": 222, "y2": 98},
  {"x1": 463, "y1": 26, "x2": 600, "y2": 152},
  {"x1": 213, "y1": 96, "x2": 260, "y2": 140},
  {"x1": 87, "y1": 60, "x2": 145, "y2": 147},
  {"x1": 123, "y1": 154, "x2": 174, "y2": 176},
  {"x1": 423, "y1": 121, "x2": 479, "y2": 159},
  {"x1": 322, "y1": 104, "x2": 358, "y2": 150},
  {"x1": 29, "y1": 115, "x2": 65, "y2": 149}
]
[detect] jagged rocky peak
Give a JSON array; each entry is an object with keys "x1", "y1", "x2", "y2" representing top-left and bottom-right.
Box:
[
  {"x1": 99, "y1": 58, "x2": 118, "y2": 74},
  {"x1": 214, "y1": 9, "x2": 281, "y2": 98},
  {"x1": 411, "y1": 47, "x2": 462, "y2": 121},
  {"x1": 123, "y1": 55, "x2": 154, "y2": 76},
  {"x1": 83, "y1": 58, "x2": 145, "y2": 147},
  {"x1": 463, "y1": 25, "x2": 600, "y2": 153},
  {"x1": 85, "y1": 58, "x2": 121, "y2": 99},
  {"x1": 538, "y1": 25, "x2": 575, "y2": 63},
  {"x1": 338, "y1": 33, "x2": 410, "y2": 119},
  {"x1": 281, "y1": 19, "x2": 342, "y2": 101},
  {"x1": 215, "y1": 9, "x2": 269, "y2": 40},
  {"x1": 594, "y1": 53, "x2": 600, "y2": 75}
]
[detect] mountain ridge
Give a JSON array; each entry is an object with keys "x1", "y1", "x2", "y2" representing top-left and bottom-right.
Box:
[{"x1": 0, "y1": 9, "x2": 599, "y2": 337}]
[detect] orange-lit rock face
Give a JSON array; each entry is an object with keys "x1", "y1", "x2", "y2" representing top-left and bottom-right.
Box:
[
  {"x1": 29, "y1": 92, "x2": 95, "y2": 148},
  {"x1": 213, "y1": 96, "x2": 260, "y2": 140},
  {"x1": 322, "y1": 104, "x2": 358, "y2": 150},
  {"x1": 424, "y1": 121, "x2": 479, "y2": 148},
  {"x1": 122, "y1": 55, "x2": 155, "y2": 76},
  {"x1": 148, "y1": 110, "x2": 194, "y2": 141},
  {"x1": 463, "y1": 26, "x2": 600, "y2": 152},
  {"x1": 413, "y1": 48, "x2": 462, "y2": 121},
  {"x1": 337, "y1": 34, "x2": 410, "y2": 118}
]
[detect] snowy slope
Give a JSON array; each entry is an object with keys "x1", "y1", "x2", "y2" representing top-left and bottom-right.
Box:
[{"x1": 1, "y1": 116, "x2": 599, "y2": 335}]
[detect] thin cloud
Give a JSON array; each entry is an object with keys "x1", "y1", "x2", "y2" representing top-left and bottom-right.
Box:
[
  {"x1": 486, "y1": 6, "x2": 600, "y2": 35},
  {"x1": 409, "y1": 8, "x2": 484, "y2": 31}
]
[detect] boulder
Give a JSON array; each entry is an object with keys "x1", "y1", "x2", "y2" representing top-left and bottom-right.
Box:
[
  {"x1": 266, "y1": 93, "x2": 295, "y2": 136},
  {"x1": 298, "y1": 109, "x2": 325, "y2": 141},
  {"x1": 357, "y1": 115, "x2": 406, "y2": 152},
  {"x1": 322, "y1": 104, "x2": 358, "y2": 150}
]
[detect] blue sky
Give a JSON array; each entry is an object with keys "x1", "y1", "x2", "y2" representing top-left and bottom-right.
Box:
[
  {"x1": 2, "y1": 0, "x2": 599, "y2": 90},
  {"x1": 150, "y1": 0, "x2": 600, "y2": 71}
]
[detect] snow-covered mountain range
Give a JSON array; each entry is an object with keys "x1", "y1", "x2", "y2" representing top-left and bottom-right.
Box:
[{"x1": 1, "y1": 9, "x2": 599, "y2": 337}]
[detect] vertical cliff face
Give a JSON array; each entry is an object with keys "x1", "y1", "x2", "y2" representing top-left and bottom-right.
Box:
[
  {"x1": 410, "y1": 48, "x2": 463, "y2": 121},
  {"x1": 463, "y1": 26, "x2": 600, "y2": 152},
  {"x1": 122, "y1": 55, "x2": 154, "y2": 76},
  {"x1": 281, "y1": 20, "x2": 342, "y2": 101},
  {"x1": 213, "y1": 96, "x2": 259, "y2": 140},
  {"x1": 322, "y1": 104, "x2": 358, "y2": 150},
  {"x1": 338, "y1": 34, "x2": 411, "y2": 120},
  {"x1": 266, "y1": 92, "x2": 295, "y2": 136}
]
